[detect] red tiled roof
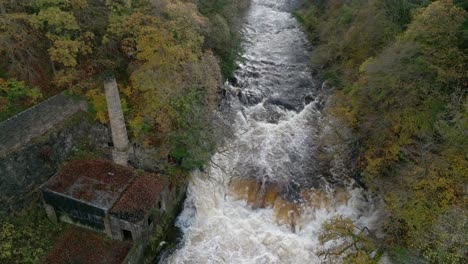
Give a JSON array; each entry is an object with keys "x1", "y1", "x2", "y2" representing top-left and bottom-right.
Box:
[
  {"x1": 42, "y1": 160, "x2": 136, "y2": 209},
  {"x1": 43, "y1": 228, "x2": 131, "y2": 264},
  {"x1": 110, "y1": 174, "x2": 166, "y2": 223}
]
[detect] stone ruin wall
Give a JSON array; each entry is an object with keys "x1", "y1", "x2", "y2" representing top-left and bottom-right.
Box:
[{"x1": 0, "y1": 92, "x2": 111, "y2": 212}]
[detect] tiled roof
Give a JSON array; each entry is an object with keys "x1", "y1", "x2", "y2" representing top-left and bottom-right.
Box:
[
  {"x1": 110, "y1": 174, "x2": 166, "y2": 223},
  {"x1": 42, "y1": 160, "x2": 136, "y2": 210}
]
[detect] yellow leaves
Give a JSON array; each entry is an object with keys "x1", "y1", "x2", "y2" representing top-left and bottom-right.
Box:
[
  {"x1": 364, "y1": 154, "x2": 385, "y2": 176},
  {"x1": 364, "y1": 138, "x2": 401, "y2": 176},
  {"x1": 86, "y1": 89, "x2": 108, "y2": 123},
  {"x1": 328, "y1": 91, "x2": 359, "y2": 128},
  {"x1": 53, "y1": 69, "x2": 80, "y2": 88},
  {"x1": 121, "y1": 85, "x2": 133, "y2": 98},
  {"x1": 445, "y1": 153, "x2": 467, "y2": 180},
  {"x1": 318, "y1": 216, "x2": 380, "y2": 264},
  {"x1": 30, "y1": 3, "x2": 95, "y2": 70},
  {"x1": 121, "y1": 1, "x2": 211, "y2": 139},
  {"x1": 155, "y1": 0, "x2": 205, "y2": 56},
  {"x1": 403, "y1": 0, "x2": 466, "y2": 47},
  {"x1": 135, "y1": 28, "x2": 186, "y2": 65},
  {"x1": 34, "y1": 0, "x2": 86, "y2": 10},
  {"x1": 129, "y1": 114, "x2": 144, "y2": 138},
  {"x1": 48, "y1": 39, "x2": 81, "y2": 67},
  {"x1": 319, "y1": 216, "x2": 355, "y2": 243},
  {"x1": 416, "y1": 172, "x2": 457, "y2": 209},
  {"x1": 32, "y1": 7, "x2": 80, "y2": 33},
  {"x1": 159, "y1": 0, "x2": 207, "y2": 29},
  {"x1": 329, "y1": 105, "x2": 358, "y2": 128},
  {"x1": 302, "y1": 0, "x2": 467, "y2": 258},
  {"x1": 384, "y1": 156, "x2": 462, "y2": 249},
  {"x1": 70, "y1": 0, "x2": 88, "y2": 9},
  {"x1": 0, "y1": 223, "x2": 16, "y2": 260},
  {"x1": 47, "y1": 34, "x2": 92, "y2": 67}
]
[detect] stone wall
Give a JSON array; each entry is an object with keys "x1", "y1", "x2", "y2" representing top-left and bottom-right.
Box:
[
  {"x1": 0, "y1": 90, "x2": 174, "y2": 214},
  {"x1": 0, "y1": 92, "x2": 88, "y2": 157},
  {"x1": 0, "y1": 112, "x2": 111, "y2": 212},
  {"x1": 120, "y1": 184, "x2": 187, "y2": 264}
]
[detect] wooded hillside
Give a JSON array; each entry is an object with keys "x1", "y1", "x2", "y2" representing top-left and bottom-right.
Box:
[
  {"x1": 297, "y1": 0, "x2": 467, "y2": 263},
  {"x1": 0, "y1": 0, "x2": 248, "y2": 170}
]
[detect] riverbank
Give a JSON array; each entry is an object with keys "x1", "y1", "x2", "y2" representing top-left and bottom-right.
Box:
[
  {"x1": 295, "y1": 1, "x2": 468, "y2": 263},
  {"x1": 1, "y1": 1, "x2": 252, "y2": 263},
  {"x1": 164, "y1": 1, "x2": 382, "y2": 263}
]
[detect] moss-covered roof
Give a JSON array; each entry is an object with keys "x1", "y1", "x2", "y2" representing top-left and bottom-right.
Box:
[
  {"x1": 42, "y1": 160, "x2": 136, "y2": 210},
  {"x1": 110, "y1": 174, "x2": 166, "y2": 223}
]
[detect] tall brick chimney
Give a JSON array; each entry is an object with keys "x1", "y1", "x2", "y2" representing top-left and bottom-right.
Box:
[{"x1": 104, "y1": 75, "x2": 130, "y2": 166}]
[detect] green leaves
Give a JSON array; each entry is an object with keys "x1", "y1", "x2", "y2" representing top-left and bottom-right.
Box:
[
  {"x1": 169, "y1": 89, "x2": 216, "y2": 170},
  {"x1": 29, "y1": 1, "x2": 94, "y2": 69},
  {"x1": 0, "y1": 223, "x2": 16, "y2": 260},
  {"x1": 198, "y1": 0, "x2": 248, "y2": 78},
  {"x1": 0, "y1": 79, "x2": 43, "y2": 121}
]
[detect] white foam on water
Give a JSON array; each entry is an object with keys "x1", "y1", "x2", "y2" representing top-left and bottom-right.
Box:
[{"x1": 164, "y1": 1, "x2": 381, "y2": 263}]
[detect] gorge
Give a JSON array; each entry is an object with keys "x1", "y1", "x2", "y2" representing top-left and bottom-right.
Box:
[{"x1": 164, "y1": 0, "x2": 382, "y2": 263}]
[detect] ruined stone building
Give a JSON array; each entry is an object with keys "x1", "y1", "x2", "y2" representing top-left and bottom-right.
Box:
[{"x1": 41, "y1": 159, "x2": 171, "y2": 242}]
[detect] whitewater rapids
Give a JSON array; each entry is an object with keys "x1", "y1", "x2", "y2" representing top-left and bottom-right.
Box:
[{"x1": 164, "y1": 0, "x2": 381, "y2": 263}]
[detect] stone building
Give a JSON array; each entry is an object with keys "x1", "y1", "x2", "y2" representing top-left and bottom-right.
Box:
[
  {"x1": 109, "y1": 174, "x2": 168, "y2": 242},
  {"x1": 41, "y1": 159, "x2": 170, "y2": 243}
]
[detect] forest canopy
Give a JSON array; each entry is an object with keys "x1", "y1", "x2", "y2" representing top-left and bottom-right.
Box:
[
  {"x1": 0, "y1": 0, "x2": 248, "y2": 170},
  {"x1": 297, "y1": 0, "x2": 467, "y2": 263}
]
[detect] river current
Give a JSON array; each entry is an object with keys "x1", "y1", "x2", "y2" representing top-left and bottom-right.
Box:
[{"x1": 164, "y1": 0, "x2": 380, "y2": 263}]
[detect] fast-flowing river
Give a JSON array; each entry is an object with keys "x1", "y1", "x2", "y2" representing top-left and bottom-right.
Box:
[{"x1": 165, "y1": 0, "x2": 380, "y2": 263}]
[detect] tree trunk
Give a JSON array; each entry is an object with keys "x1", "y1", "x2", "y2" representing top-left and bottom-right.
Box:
[{"x1": 104, "y1": 76, "x2": 130, "y2": 166}]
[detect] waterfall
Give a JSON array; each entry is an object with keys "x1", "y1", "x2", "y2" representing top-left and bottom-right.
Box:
[{"x1": 164, "y1": 0, "x2": 381, "y2": 263}]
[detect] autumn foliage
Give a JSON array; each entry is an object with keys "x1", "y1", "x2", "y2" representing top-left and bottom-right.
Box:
[
  {"x1": 0, "y1": 0, "x2": 246, "y2": 170},
  {"x1": 297, "y1": 0, "x2": 467, "y2": 263}
]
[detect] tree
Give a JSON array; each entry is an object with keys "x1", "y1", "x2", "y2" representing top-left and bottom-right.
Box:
[
  {"x1": 318, "y1": 216, "x2": 383, "y2": 264},
  {"x1": 0, "y1": 6, "x2": 50, "y2": 87},
  {"x1": 298, "y1": 0, "x2": 467, "y2": 262},
  {"x1": 30, "y1": 2, "x2": 93, "y2": 69},
  {"x1": 0, "y1": 78, "x2": 42, "y2": 121}
]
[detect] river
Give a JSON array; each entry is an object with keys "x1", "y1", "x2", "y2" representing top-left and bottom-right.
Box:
[{"x1": 164, "y1": 0, "x2": 380, "y2": 263}]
